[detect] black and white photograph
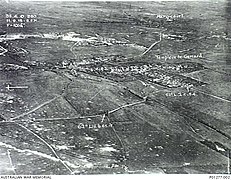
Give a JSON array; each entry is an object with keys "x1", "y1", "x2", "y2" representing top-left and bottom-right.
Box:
[{"x1": 0, "y1": 0, "x2": 230, "y2": 176}]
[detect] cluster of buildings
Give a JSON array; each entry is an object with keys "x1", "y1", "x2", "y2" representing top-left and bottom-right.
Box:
[{"x1": 66, "y1": 59, "x2": 204, "y2": 89}]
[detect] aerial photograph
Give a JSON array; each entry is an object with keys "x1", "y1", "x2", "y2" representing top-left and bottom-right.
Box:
[{"x1": 0, "y1": 0, "x2": 230, "y2": 175}]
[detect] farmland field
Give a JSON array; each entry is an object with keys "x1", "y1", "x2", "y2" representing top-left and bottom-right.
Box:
[{"x1": 0, "y1": 0, "x2": 230, "y2": 175}]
